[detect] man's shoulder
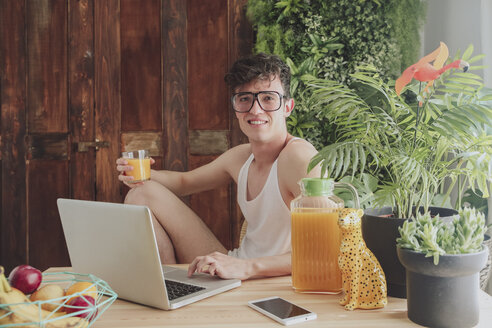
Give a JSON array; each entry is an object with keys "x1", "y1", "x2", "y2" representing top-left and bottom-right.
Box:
[
  {"x1": 279, "y1": 138, "x2": 317, "y2": 163},
  {"x1": 227, "y1": 143, "x2": 251, "y2": 155},
  {"x1": 222, "y1": 143, "x2": 252, "y2": 164},
  {"x1": 277, "y1": 138, "x2": 320, "y2": 194},
  {"x1": 277, "y1": 138, "x2": 319, "y2": 175}
]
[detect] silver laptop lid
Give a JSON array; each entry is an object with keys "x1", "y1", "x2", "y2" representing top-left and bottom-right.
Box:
[{"x1": 57, "y1": 198, "x2": 171, "y2": 309}]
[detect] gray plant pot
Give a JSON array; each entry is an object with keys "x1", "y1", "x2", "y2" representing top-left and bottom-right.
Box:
[
  {"x1": 362, "y1": 206, "x2": 458, "y2": 298},
  {"x1": 397, "y1": 246, "x2": 489, "y2": 328}
]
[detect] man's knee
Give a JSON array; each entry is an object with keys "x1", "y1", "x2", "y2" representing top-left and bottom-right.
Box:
[{"x1": 124, "y1": 181, "x2": 164, "y2": 206}]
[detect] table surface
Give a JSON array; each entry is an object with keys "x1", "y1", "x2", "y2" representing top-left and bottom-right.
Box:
[{"x1": 47, "y1": 266, "x2": 492, "y2": 328}]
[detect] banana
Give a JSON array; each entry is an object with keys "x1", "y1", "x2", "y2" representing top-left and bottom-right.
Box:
[{"x1": 0, "y1": 266, "x2": 89, "y2": 328}]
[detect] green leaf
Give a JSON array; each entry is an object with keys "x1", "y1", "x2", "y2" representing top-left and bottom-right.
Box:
[
  {"x1": 467, "y1": 54, "x2": 485, "y2": 64},
  {"x1": 479, "y1": 94, "x2": 492, "y2": 101},
  {"x1": 359, "y1": 144, "x2": 367, "y2": 173},
  {"x1": 351, "y1": 143, "x2": 359, "y2": 178},
  {"x1": 341, "y1": 145, "x2": 351, "y2": 177},
  {"x1": 469, "y1": 65, "x2": 487, "y2": 70},
  {"x1": 334, "y1": 147, "x2": 344, "y2": 178},
  {"x1": 462, "y1": 44, "x2": 474, "y2": 61},
  {"x1": 446, "y1": 77, "x2": 484, "y2": 86}
]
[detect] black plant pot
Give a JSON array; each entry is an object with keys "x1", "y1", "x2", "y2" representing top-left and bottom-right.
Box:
[
  {"x1": 361, "y1": 206, "x2": 458, "y2": 298},
  {"x1": 397, "y1": 246, "x2": 489, "y2": 328}
]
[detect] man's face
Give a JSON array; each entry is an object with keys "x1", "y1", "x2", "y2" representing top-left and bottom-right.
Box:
[{"x1": 234, "y1": 75, "x2": 294, "y2": 143}]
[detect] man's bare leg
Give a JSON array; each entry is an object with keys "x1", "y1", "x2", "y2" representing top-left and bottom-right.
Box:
[
  {"x1": 124, "y1": 181, "x2": 227, "y2": 263},
  {"x1": 150, "y1": 216, "x2": 177, "y2": 263}
]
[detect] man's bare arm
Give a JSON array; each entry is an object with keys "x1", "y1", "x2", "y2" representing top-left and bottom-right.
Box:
[
  {"x1": 187, "y1": 252, "x2": 291, "y2": 280},
  {"x1": 118, "y1": 144, "x2": 250, "y2": 196}
]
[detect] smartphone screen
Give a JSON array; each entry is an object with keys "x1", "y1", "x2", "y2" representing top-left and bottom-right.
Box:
[{"x1": 251, "y1": 297, "x2": 311, "y2": 319}]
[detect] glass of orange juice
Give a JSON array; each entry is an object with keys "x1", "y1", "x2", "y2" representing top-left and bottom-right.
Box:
[{"x1": 121, "y1": 150, "x2": 151, "y2": 183}]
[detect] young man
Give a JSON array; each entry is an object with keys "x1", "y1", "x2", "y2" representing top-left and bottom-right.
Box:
[{"x1": 116, "y1": 53, "x2": 320, "y2": 280}]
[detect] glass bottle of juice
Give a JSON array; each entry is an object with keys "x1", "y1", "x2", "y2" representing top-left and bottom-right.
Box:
[{"x1": 291, "y1": 178, "x2": 359, "y2": 293}]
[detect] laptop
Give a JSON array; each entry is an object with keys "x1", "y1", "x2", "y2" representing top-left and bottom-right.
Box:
[{"x1": 57, "y1": 198, "x2": 241, "y2": 310}]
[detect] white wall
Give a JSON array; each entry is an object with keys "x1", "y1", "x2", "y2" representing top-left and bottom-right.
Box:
[
  {"x1": 482, "y1": 0, "x2": 492, "y2": 86},
  {"x1": 422, "y1": 0, "x2": 492, "y2": 87},
  {"x1": 422, "y1": 0, "x2": 492, "y2": 295}
]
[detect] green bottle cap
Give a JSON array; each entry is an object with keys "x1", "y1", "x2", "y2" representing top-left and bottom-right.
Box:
[{"x1": 301, "y1": 178, "x2": 334, "y2": 196}]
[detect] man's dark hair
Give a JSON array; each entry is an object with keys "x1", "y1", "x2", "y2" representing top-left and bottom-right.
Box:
[{"x1": 224, "y1": 53, "x2": 291, "y2": 99}]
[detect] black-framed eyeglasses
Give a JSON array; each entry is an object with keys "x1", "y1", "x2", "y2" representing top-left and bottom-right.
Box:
[{"x1": 231, "y1": 91, "x2": 285, "y2": 113}]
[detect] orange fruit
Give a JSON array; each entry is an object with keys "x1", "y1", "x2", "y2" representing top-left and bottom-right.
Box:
[{"x1": 65, "y1": 282, "x2": 98, "y2": 305}]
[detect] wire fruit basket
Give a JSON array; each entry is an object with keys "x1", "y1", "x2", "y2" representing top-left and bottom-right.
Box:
[{"x1": 0, "y1": 271, "x2": 117, "y2": 328}]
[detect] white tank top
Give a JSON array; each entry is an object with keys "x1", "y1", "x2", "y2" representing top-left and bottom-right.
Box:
[{"x1": 229, "y1": 141, "x2": 298, "y2": 259}]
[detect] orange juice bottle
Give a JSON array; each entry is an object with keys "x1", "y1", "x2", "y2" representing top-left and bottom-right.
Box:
[{"x1": 291, "y1": 178, "x2": 359, "y2": 293}]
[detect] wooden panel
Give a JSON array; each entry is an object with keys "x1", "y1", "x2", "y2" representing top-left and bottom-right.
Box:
[
  {"x1": 121, "y1": 132, "x2": 162, "y2": 157},
  {"x1": 228, "y1": 0, "x2": 253, "y2": 248},
  {"x1": 188, "y1": 0, "x2": 229, "y2": 130},
  {"x1": 121, "y1": 0, "x2": 161, "y2": 131},
  {"x1": 151, "y1": 157, "x2": 163, "y2": 171},
  {"x1": 27, "y1": 134, "x2": 68, "y2": 160},
  {"x1": 0, "y1": 0, "x2": 28, "y2": 272},
  {"x1": 27, "y1": 161, "x2": 70, "y2": 271},
  {"x1": 189, "y1": 130, "x2": 229, "y2": 155},
  {"x1": 70, "y1": 0, "x2": 95, "y2": 201},
  {"x1": 228, "y1": 0, "x2": 254, "y2": 67},
  {"x1": 162, "y1": 0, "x2": 188, "y2": 171},
  {"x1": 228, "y1": 0, "x2": 251, "y2": 149},
  {"x1": 189, "y1": 155, "x2": 231, "y2": 249},
  {"x1": 94, "y1": 0, "x2": 121, "y2": 202},
  {"x1": 0, "y1": 0, "x2": 255, "y2": 272},
  {"x1": 0, "y1": 159, "x2": 1, "y2": 265},
  {"x1": 27, "y1": 0, "x2": 68, "y2": 133}
]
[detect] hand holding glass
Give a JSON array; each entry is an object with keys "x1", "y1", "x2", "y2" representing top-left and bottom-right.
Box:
[{"x1": 121, "y1": 150, "x2": 151, "y2": 183}]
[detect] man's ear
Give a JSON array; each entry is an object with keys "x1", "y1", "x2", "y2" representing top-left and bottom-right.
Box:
[{"x1": 284, "y1": 98, "x2": 295, "y2": 117}]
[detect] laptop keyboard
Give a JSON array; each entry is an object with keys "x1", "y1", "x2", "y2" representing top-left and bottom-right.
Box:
[{"x1": 165, "y1": 280, "x2": 205, "y2": 301}]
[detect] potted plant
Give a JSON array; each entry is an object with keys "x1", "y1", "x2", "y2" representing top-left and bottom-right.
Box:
[
  {"x1": 305, "y1": 43, "x2": 492, "y2": 297},
  {"x1": 396, "y1": 207, "x2": 489, "y2": 327}
]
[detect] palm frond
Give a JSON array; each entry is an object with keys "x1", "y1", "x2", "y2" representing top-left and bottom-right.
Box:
[
  {"x1": 305, "y1": 58, "x2": 492, "y2": 215},
  {"x1": 308, "y1": 141, "x2": 379, "y2": 179}
]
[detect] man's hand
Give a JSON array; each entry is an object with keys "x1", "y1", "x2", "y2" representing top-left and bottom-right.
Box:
[
  {"x1": 116, "y1": 157, "x2": 155, "y2": 188},
  {"x1": 187, "y1": 252, "x2": 252, "y2": 280},
  {"x1": 188, "y1": 252, "x2": 291, "y2": 280}
]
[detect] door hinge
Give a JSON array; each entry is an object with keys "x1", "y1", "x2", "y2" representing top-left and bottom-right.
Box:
[{"x1": 75, "y1": 139, "x2": 110, "y2": 152}]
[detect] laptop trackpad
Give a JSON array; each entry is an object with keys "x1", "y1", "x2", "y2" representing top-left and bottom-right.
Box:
[
  {"x1": 162, "y1": 265, "x2": 180, "y2": 274},
  {"x1": 162, "y1": 265, "x2": 232, "y2": 286}
]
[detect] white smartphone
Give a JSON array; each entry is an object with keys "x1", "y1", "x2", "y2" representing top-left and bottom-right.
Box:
[{"x1": 248, "y1": 296, "x2": 317, "y2": 326}]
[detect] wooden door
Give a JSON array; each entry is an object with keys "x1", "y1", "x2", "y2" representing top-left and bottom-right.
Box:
[{"x1": 0, "y1": 0, "x2": 252, "y2": 272}]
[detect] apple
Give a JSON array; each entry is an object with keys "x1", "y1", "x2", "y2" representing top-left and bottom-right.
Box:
[
  {"x1": 65, "y1": 295, "x2": 98, "y2": 320},
  {"x1": 8, "y1": 264, "x2": 42, "y2": 294}
]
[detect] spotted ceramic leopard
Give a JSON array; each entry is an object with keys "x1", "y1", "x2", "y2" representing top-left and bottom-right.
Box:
[{"x1": 338, "y1": 208, "x2": 387, "y2": 310}]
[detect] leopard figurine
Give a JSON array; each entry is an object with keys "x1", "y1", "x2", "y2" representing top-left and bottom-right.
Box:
[{"x1": 338, "y1": 208, "x2": 387, "y2": 311}]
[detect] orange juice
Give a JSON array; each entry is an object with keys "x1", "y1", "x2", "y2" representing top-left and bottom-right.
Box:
[
  {"x1": 291, "y1": 209, "x2": 342, "y2": 293},
  {"x1": 126, "y1": 158, "x2": 151, "y2": 182}
]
